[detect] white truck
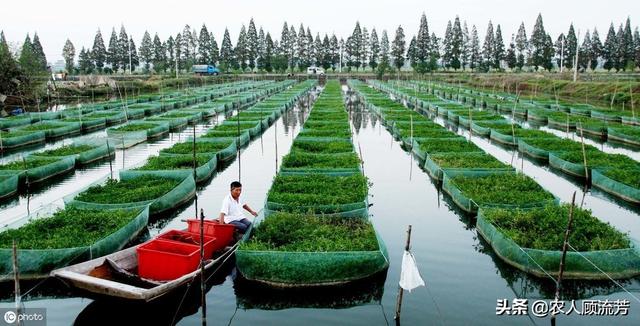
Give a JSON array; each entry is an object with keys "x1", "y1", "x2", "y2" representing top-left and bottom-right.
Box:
[{"x1": 306, "y1": 66, "x2": 325, "y2": 75}]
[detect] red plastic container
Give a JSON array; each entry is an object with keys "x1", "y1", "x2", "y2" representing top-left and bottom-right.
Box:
[
  {"x1": 137, "y1": 239, "x2": 200, "y2": 281},
  {"x1": 157, "y1": 230, "x2": 217, "y2": 259},
  {"x1": 186, "y1": 219, "x2": 236, "y2": 249}
]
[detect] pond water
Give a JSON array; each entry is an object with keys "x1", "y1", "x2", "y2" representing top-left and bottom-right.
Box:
[{"x1": 1, "y1": 84, "x2": 639, "y2": 325}]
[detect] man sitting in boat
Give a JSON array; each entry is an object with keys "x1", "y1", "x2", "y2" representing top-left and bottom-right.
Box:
[{"x1": 218, "y1": 181, "x2": 258, "y2": 233}]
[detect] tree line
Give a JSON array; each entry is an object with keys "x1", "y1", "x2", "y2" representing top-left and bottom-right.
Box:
[{"x1": 1, "y1": 13, "x2": 639, "y2": 88}]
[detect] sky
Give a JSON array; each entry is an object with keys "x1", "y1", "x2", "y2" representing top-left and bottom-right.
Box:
[{"x1": 1, "y1": 0, "x2": 638, "y2": 63}]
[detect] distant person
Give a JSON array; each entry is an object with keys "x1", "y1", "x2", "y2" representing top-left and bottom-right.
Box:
[{"x1": 218, "y1": 181, "x2": 258, "y2": 233}]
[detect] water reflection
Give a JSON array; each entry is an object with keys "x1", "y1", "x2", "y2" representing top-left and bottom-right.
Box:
[
  {"x1": 233, "y1": 270, "x2": 388, "y2": 311},
  {"x1": 73, "y1": 258, "x2": 235, "y2": 326},
  {"x1": 350, "y1": 94, "x2": 640, "y2": 306}
]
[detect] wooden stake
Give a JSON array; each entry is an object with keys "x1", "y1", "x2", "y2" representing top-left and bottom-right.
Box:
[
  {"x1": 13, "y1": 241, "x2": 21, "y2": 317},
  {"x1": 106, "y1": 140, "x2": 113, "y2": 180},
  {"x1": 611, "y1": 83, "x2": 618, "y2": 110},
  {"x1": 551, "y1": 192, "x2": 576, "y2": 326},
  {"x1": 237, "y1": 107, "x2": 241, "y2": 182},
  {"x1": 394, "y1": 225, "x2": 413, "y2": 324},
  {"x1": 578, "y1": 122, "x2": 589, "y2": 184},
  {"x1": 22, "y1": 156, "x2": 30, "y2": 215},
  {"x1": 192, "y1": 124, "x2": 206, "y2": 326},
  {"x1": 358, "y1": 142, "x2": 366, "y2": 175}
]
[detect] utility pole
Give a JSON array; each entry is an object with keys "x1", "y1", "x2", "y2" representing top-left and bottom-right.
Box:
[
  {"x1": 559, "y1": 35, "x2": 565, "y2": 73},
  {"x1": 573, "y1": 30, "x2": 580, "y2": 83},
  {"x1": 128, "y1": 36, "x2": 132, "y2": 75},
  {"x1": 339, "y1": 40, "x2": 343, "y2": 73}
]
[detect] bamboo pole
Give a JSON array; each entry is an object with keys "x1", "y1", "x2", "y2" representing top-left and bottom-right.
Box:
[
  {"x1": 106, "y1": 140, "x2": 113, "y2": 180},
  {"x1": 394, "y1": 225, "x2": 413, "y2": 324},
  {"x1": 192, "y1": 124, "x2": 206, "y2": 326},
  {"x1": 578, "y1": 122, "x2": 589, "y2": 184},
  {"x1": 551, "y1": 192, "x2": 576, "y2": 326},
  {"x1": 13, "y1": 240, "x2": 21, "y2": 320}
]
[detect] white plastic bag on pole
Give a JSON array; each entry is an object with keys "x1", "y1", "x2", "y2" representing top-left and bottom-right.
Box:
[{"x1": 399, "y1": 250, "x2": 425, "y2": 292}]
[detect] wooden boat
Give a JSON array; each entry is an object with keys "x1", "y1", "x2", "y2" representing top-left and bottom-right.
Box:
[{"x1": 51, "y1": 235, "x2": 239, "y2": 302}]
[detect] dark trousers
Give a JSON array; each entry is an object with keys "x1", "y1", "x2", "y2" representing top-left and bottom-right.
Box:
[{"x1": 229, "y1": 218, "x2": 252, "y2": 233}]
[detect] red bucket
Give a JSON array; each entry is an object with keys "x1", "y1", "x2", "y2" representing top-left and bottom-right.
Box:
[
  {"x1": 157, "y1": 230, "x2": 217, "y2": 259},
  {"x1": 186, "y1": 219, "x2": 236, "y2": 249},
  {"x1": 137, "y1": 239, "x2": 200, "y2": 281}
]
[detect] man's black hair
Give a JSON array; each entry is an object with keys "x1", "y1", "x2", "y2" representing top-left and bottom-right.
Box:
[{"x1": 230, "y1": 181, "x2": 242, "y2": 189}]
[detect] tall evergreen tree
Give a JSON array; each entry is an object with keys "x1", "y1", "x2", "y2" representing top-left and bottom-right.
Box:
[
  {"x1": 442, "y1": 21, "x2": 453, "y2": 69},
  {"x1": 391, "y1": 25, "x2": 406, "y2": 71},
  {"x1": 469, "y1": 25, "x2": 481, "y2": 70},
  {"x1": 430, "y1": 32, "x2": 441, "y2": 70},
  {"x1": 416, "y1": 13, "x2": 430, "y2": 73},
  {"x1": 139, "y1": 31, "x2": 153, "y2": 72},
  {"x1": 246, "y1": 19, "x2": 258, "y2": 70},
  {"x1": 493, "y1": 24, "x2": 505, "y2": 69},
  {"x1": 78, "y1": 47, "x2": 94, "y2": 74},
  {"x1": 106, "y1": 28, "x2": 119, "y2": 72},
  {"x1": 615, "y1": 24, "x2": 625, "y2": 71},
  {"x1": 330, "y1": 34, "x2": 339, "y2": 71},
  {"x1": 543, "y1": 33, "x2": 555, "y2": 71},
  {"x1": 174, "y1": 33, "x2": 184, "y2": 71},
  {"x1": 117, "y1": 25, "x2": 130, "y2": 73},
  {"x1": 166, "y1": 36, "x2": 175, "y2": 73},
  {"x1": 530, "y1": 14, "x2": 549, "y2": 70},
  {"x1": 219, "y1": 28, "x2": 234, "y2": 72},
  {"x1": 279, "y1": 22, "x2": 290, "y2": 70},
  {"x1": 554, "y1": 33, "x2": 568, "y2": 69},
  {"x1": 380, "y1": 30, "x2": 390, "y2": 66},
  {"x1": 235, "y1": 25, "x2": 247, "y2": 71},
  {"x1": 369, "y1": 28, "x2": 380, "y2": 70},
  {"x1": 634, "y1": 27, "x2": 640, "y2": 69},
  {"x1": 62, "y1": 39, "x2": 75, "y2": 73},
  {"x1": 197, "y1": 24, "x2": 211, "y2": 64},
  {"x1": 91, "y1": 30, "x2": 107, "y2": 72},
  {"x1": 622, "y1": 17, "x2": 634, "y2": 69},
  {"x1": 348, "y1": 22, "x2": 362, "y2": 70},
  {"x1": 295, "y1": 24, "x2": 308, "y2": 71},
  {"x1": 0, "y1": 31, "x2": 24, "y2": 95},
  {"x1": 262, "y1": 32, "x2": 274, "y2": 72},
  {"x1": 257, "y1": 28, "x2": 266, "y2": 70},
  {"x1": 482, "y1": 21, "x2": 495, "y2": 69},
  {"x1": 408, "y1": 36, "x2": 418, "y2": 70},
  {"x1": 289, "y1": 25, "x2": 298, "y2": 72},
  {"x1": 314, "y1": 33, "x2": 322, "y2": 67},
  {"x1": 31, "y1": 33, "x2": 47, "y2": 70},
  {"x1": 210, "y1": 33, "x2": 219, "y2": 65},
  {"x1": 578, "y1": 30, "x2": 592, "y2": 71},
  {"x1": 306, "y1": 28, "x2": 314, "y2": 67},
  {"x1": 181, "y1": 25, "x2": 195, "y2": 70},
  {"x1": 565, "y1": 24, "x2": 578, "y2": 70},
  {"x1": 506, "y1": 36, "x2": 517, "y2": 69},
  {"x1": 590, "y1": 28, "x2": 603, "y2": 71},
  {"x1": 515, "y1": 22, "x2": 528, "y2": 70},
  {"x1": 0, "y1": 32, "x2": 9, "y2": 54},
  {"x1": 603, "y1": 23, "x2": 617, "y2": 71},
  {"x1": 321, "y1": 34, "x2": 332, "y2": 70},
  {"x1": 450, "y1": 16, "x2": 464, "y2": 71},
  {"x1": 19, "y1": 35, "x2": 40, "y2": 76},
  {"x1": 129, "y1": 37, "x2": 139, "y2": 72},
  {"x1": 461, "y1": 21, "x2": 470, "y2": 70},
  {"x1": 344, "y1": 36, "x2": 354, "y2": 70},
  {"x1": 361, "y1": 27, "x2": 370, "y2": 70},
  {"x1": 152, "y1": 34, "x2": 166, "y2": 72}
]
